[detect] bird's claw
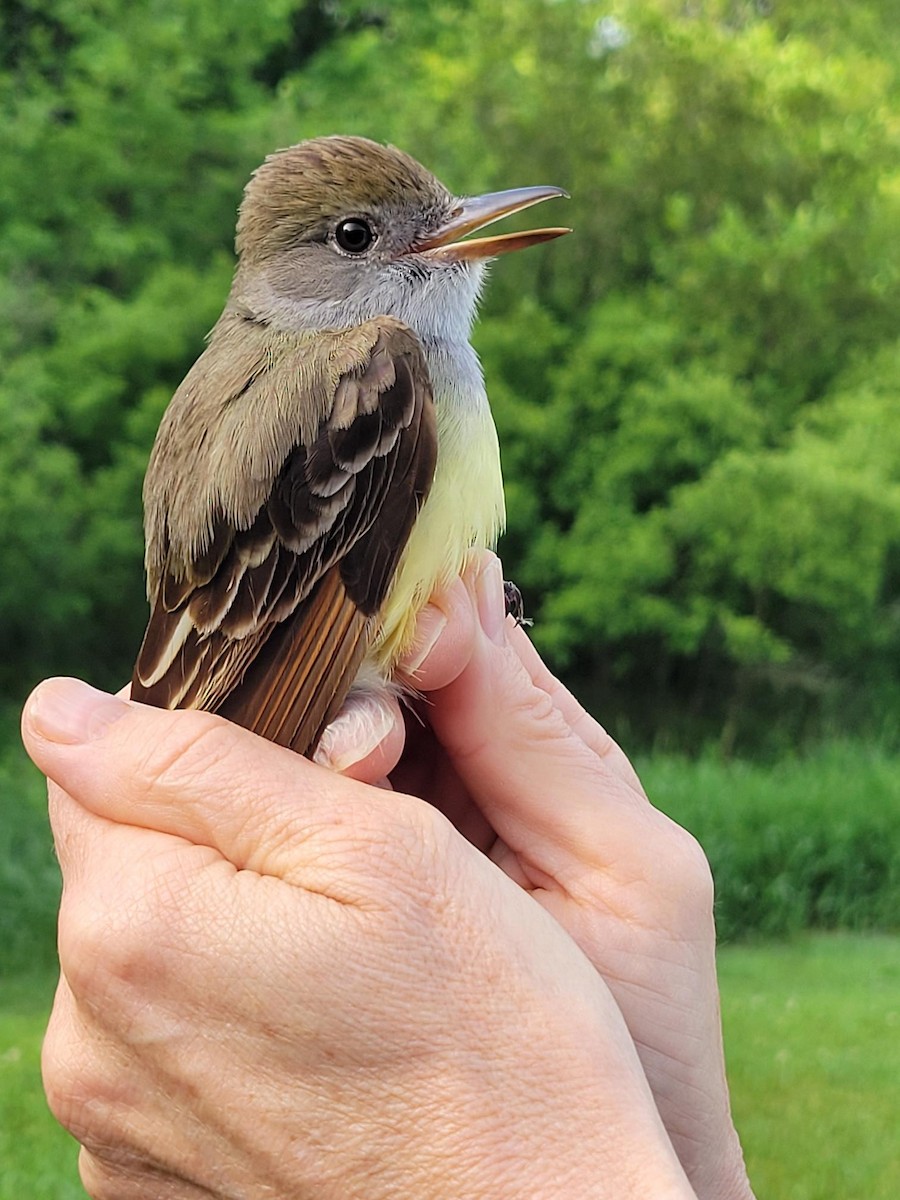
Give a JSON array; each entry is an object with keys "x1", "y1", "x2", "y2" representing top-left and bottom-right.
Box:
[{"x1": 503, "y1": 579, "x2": 533, "y2": 628}]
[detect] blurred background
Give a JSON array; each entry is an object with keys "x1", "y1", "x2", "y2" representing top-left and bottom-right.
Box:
[{"x1": 1, "y1": 1, "x2": 898, "y2": 1196}]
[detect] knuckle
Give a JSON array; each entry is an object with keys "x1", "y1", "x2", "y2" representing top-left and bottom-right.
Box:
[
  {"x1": 350, "y1": 794, "x2": 455, "y2": 912},
  {"x1": 657, "y1": 817, "x2": 715, "y2": 910},
  {"x1": 44, "y1": 1016, "x2": 157, "y2": 1193},
  {"x1": 43, "y1": 1068, "x2": 88, "y2": 1143},
  {"x1": 391, "y1": 798, "x2": 454, "y2": 881},
  {"x1": 59, "y1": 893, "x2": 117, "y2": 999},
  {"x1": 42, "y1": 1020, "x2": 103, "y2": 1143},
  {"x1": 506, "y1": 672, "x2": 561, "y2": 732},
  {"x1": 79, "y1": 1146, "x2": 151, "y2": 1200},
  {"x1": 129, "y1": 711, "x2": 236, "y2": 804},
  {"x1": 41, "y1": 1033, "x2": 75, "y2": 1131},
  {"x1": 57, "y1": 873, "x2": 177, "y2": 1011},
  {"x1": 393, "y1": 793, "x2": 452, "y2": 865},
  {"x1": 389, "y1": 806, "x2": 468, "y2": 925},
  {"x1": 57, "y1": 891, "x2": 118, "y2": 1001}
]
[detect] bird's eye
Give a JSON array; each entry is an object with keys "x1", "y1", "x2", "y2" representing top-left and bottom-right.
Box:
[{"x1": 334, "y1": 217, "x2": 375, "y2": 254}]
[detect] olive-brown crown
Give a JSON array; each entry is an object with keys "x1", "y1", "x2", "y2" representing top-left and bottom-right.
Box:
[{"x1": 235, "y1": 136, "x2": 451, "y2": 262}]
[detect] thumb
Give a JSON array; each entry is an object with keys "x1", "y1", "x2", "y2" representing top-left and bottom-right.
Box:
[
  {"x1": 426, "y1": 557, "x2": 654, "y2": 876},
  {"x1": 21, "y1": 677, "x2": 414, "y2": 890}
]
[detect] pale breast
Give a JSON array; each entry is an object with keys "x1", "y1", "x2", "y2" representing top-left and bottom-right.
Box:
[{"x1": 371, "y1": 343, "x2": 505, "y2": 667}]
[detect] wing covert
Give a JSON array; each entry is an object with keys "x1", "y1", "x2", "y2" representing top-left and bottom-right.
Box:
[{"x1": 131, "y1": 315, "x2": 436, "y2": 756}]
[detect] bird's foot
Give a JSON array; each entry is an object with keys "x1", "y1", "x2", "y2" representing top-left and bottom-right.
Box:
[{"x1": 503, "y1": 579, "x2": 533, "y2": 628}]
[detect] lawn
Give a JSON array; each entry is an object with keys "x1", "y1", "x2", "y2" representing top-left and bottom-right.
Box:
[
  {"x1": 1, "y1": 936, "x2": 897, "y2": 1198},
  {"x1": 0, "y1": 974, "x2": 82, "y2": 1200},
  {"x1": 719, "y1": 935, "x2": 900, "y2": 1200}
]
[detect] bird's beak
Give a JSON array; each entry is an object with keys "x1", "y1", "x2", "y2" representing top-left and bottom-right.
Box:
[{"x1": 413, "y1": 185, "x2": 570, "y2": 261}]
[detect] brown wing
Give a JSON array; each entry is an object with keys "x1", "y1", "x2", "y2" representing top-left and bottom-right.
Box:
[{"x1": 131, "y1": 316, "x2": 437, "y2": 757}]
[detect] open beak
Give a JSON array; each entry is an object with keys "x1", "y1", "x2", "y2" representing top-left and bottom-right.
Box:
[{"x1": 414, "y1": 185, "x2": 570, "y2": 262}]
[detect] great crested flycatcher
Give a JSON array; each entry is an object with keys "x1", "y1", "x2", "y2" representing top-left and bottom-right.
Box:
[{"x1": 131, "y1": 136, "x2": 569, "y2": 755}]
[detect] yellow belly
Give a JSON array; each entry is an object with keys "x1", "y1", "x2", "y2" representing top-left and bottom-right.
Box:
[{"x1": 371, "y1": 401, "x2": 505, "y2": 668}]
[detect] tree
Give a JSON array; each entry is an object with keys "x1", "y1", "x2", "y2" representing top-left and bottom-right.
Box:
[{"x1": 2, "y1": 0, "x2": 898, "y2": 751}]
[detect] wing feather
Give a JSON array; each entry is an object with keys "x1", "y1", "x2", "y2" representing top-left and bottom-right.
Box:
[{"x1": 131, "y1": 314, "x2": 436, "y2": 756}]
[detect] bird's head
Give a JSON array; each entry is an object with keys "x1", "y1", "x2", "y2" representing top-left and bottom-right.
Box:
[{"x1": 231, "y1": 136, "x2": 569, "y2": 343}]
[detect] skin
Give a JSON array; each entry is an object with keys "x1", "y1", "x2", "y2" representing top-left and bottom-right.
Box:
[{"x1": 21, "y1": 553, "x2": 755, "y2": 1200}]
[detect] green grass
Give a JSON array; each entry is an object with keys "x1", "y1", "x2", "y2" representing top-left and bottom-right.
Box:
[
  {"x1": 0, "y1": 741, "x2": 60, "y2": 975},
  {"x1": 2, "y1": 936, "x2": 897, "y2": 1199},
  {"x1": 640, "y1": 742, "x2": 900, "y2": 940},
  {"x1": 719, "y1": 935, "x2": 900, "y2": 1199},
  {"x1": 0, "y1": 974, "x2": 82, "y2": 1200}
]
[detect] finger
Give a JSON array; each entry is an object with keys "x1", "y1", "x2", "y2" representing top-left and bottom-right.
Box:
[
  {"x1": 45, "y1": 973, "x2": 232, "y2": 1198},
  {"x1": 124, "y1": 678, "x2": 404, "y2": 787},
  {"x1": 426, "y1": 558, "x2": 662, "y2": 882},
  {"x1": 21, "y1": 677, "x2": 421, "y2": 891},
  {"x1": 392, "y1": 709, "x2": 497, "y2": 850},
  {"x1": 402, "y1": 551, "x2": 645, "y2": 797},
  {"x1": 312, "y1": 571, "x2": 478, "y2": 782},
  {"x1": 47, "y1": 777, "x2": 111, "y2": 882},
  {"x1": 506, "y1": 624, "x2": 647, "y2": 798},
  {"x1": 42, "y1": 973, "x2": 95, "y2": 1139},
  {"x1": 313, "y1": 689, "x2": 405, "y2": 782},
  {"x1": 45, "y1": 787, "x2": 260, "y2": 1070},
  {"x1": 396, "y1": 571, "x2": 477, "y2": 692}
]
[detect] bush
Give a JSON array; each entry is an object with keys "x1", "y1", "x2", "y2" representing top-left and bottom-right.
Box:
[
  {"x1": 0, "y1": 732, "x2": 60, "y2": 974},
  {"x1": 642, "y1": 742, "x2": 900, "y2": 941},
  {"x1": 2, "y1": 0, "x2": 900, "y2": 751}
]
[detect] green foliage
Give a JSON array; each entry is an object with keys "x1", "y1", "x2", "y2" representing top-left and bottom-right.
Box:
[
  {"x1": 642, "y1": 743, "x2": 900, "y2": 941},
  {"x1": 0, "y1": 734, "x2": 59, "y2": 976},
  {"x1": 1, "y1": 0, "x2": 898, "y2": 749}
]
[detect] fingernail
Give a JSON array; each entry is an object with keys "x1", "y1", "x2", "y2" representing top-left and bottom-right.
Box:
[
  {"x1": 26, "y1": 678, "x2": 129, "y2": 745},
  {"x1": 403, "y1": 604, "x2": 448, "y2": 675},
  {"x1": 314, "y1": 694, "x2": 395, "y2": 772},
  {"x1": 475, "y1": 555, "x2": 507, "y2": 646}
]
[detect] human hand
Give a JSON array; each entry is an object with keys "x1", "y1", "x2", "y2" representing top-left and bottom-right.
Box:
[
  {"x1": 22, "y1": 673, "x2": 696, "y2": 1197},
  {"x1": 349, "y1": 551, "x2": 752, "y2": 1200}
]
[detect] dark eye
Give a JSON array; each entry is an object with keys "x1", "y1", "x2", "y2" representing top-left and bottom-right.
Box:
[{"x1": 334, "y1": 217, "x2": 375, "y2": 254}]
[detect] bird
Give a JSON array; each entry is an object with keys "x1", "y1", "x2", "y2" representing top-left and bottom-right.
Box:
[{"x1": 131, "y1": 135, "x2": 569, "y2": 757}]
